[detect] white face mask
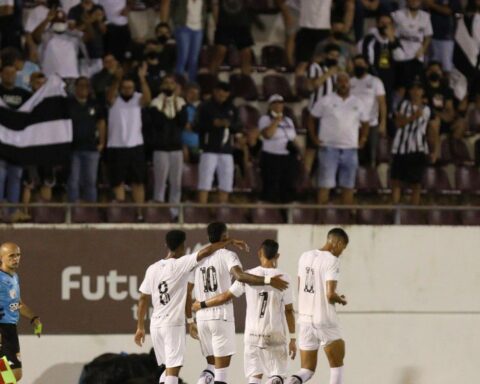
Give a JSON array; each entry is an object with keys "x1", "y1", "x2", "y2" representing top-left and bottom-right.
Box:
[
  {"x1": 52, "y1": 22, "x2": 67, "y2": 33},
  {"x1": 271, "y1": 110, "x2": 283, "y2": 118}
]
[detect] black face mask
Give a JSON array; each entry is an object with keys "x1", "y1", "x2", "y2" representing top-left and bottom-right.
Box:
[
  {"x1": 157, "y1": 35, "x2": 168, "y2": 44},
  {"x1": 120, "y1": 94, "x2": 134, "y2": 102},
  {"x1": 378, "y1": 26, "x2": 387, "y2": 36},
  {"x1": 428, "y1": 73, "x2": 441, "y2": 82},
  {"x1": 354, "y1": 66, "x2": 367, "y2": 78},
  {"x1": 325, "y1": 58, "x2": 338, "y2": 67},
  {"x1": 163, "y1": 89, "x2": 174, "y2": 96}
]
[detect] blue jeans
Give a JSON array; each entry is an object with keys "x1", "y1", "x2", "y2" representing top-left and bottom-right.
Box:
[
  {"x1": 0, "y1": 160, "x2": 23, "y2": 204},
  {"x1": 175, "y1": 26, "x2": 203, "y2": 81},
  {"x1": 67, "y1": 151, "x2": 100, "y2": 202},
  {"x1": 318, "y1": 147, "x2": 358, "y2": 189}
]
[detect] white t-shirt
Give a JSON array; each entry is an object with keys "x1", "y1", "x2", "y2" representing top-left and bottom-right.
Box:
[
  {"x1": 193, "y1": 248, "x2": 242, "y2": 322},
  {"x1": 229, "y1": 266, "x2": 293, "y2": 347},
  {"x1": 107, "y1": 92, "x2": 144, "y2": 148},
  {"x1": 299, "y1": 0, "x2": 332, "y2": 29},
  {"x1": 139, "y1": 253, "x2": 198, "y2": 328},
  {"x1": 41, "y1": 33, "x2": 81, "y2": 78},
  {"x1": 391, "y1": 8, "x2": 433, "y2": 61},
  {"x1": 98, "y1": 0, "x2": 128, "y2": 26},
  {"x1": 186, "y1": 0, "x2": 203, "y2": 31},
  {"x1": 350, "y1": 74, "x2": 385, "y2": 126},
  {"x1": 258, "y1": 115, "x2": 296, "y2": 155},
  {"x1": 298, "y1": 250, "x2": 340, "y2": 328},
  {"x1": 310, "y1": 92, "x2": 369, "y2": 149},
  {"x1": 24, "y1": 5, "x2": 49, "y2": 33}
]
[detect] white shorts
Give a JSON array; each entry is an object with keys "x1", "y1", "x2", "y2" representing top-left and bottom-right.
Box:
[
  {"x1": 197, "y1": 319, "x2": 236, "y2": 357},
  {"x1": 298, "y1": 323, "x2": 342, "y2": 350},
  {"x1": 244, "y1": 344, "x2": 288, "y2": 378},
  {"x1": 151, "y1": 325, "x2": 186, "y2": 367},
  {"x1": 198, "y1": 153, "x2": 234, "y2": 192}
]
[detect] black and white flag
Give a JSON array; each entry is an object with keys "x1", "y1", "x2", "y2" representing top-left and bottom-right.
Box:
[{"x1": 0, "y1": 74, "x2": 72, "y2": 166}]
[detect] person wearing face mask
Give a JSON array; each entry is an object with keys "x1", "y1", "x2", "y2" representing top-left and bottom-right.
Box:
[
  {"x1": 350, "y1": 55, "x2": 387, "y2": 166},
  {"x1": 32, "y1": 8, "x2": 88, "y2": 81},
  {"x1": 147, "y1": 75, "x2": 187, "y2": 219},
  {"x1": 315, "y1": 19, "x2": 356, "y2": 70},
  {"x1": 358, "y1": 13, "x2": 405, "y2": 112},
  {"x1": 391, "y1": 0, "x2": 433, "y2": 90}
]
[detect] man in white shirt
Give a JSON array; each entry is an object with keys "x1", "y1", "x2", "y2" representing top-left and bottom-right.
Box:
[
  {"x1": 98, "y1": 0, "x2": 131, "y2": 61},
  {"x1": 134, "y1": 230, "x2": 248, "y2": 384},
  {"x1": 350, "y1": 54, "x2": 387, "y2": 166},
  {"x1": 190, "y1": 222, "x2": 289, "y2": 384},
  {"x1": 193, "y1": 239, "x2": 297, "y2": 384},
  {"x1": 308, "y1": 72, "x2": 369, "y2": 205},
  {"x1": 285, "y1": 228, "x2": 349, "y2": 384}
]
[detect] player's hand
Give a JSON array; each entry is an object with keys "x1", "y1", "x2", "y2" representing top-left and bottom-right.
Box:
[
  {"x1": 134, "y1": 328, "x2": 145, "y2": 346},
  {"x1": 189, "y1": 322, "x2": 199, "y2": 340},
  {"x1": 289, "y1": 339, "x2": 297, "y2": 360},
  {"x1": 229, "y1": 239, "x2": 249, "y2": 253},
  {"x1": 270, "y1": 275, "x2": 289, "y2": 291},
  {"x1": 33, "y1": 318, "x2": 42, "y2": 337},
  {"x1": 339, "y1": 295, "x2": 348, "y2": 306},
  {"x1": 192, "y1": 300, "x2": 201, "y2": 312}
]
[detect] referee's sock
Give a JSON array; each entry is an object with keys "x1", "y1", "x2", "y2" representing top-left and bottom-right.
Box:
[
  {"x1": 165, "y1": 376, "x2": 179, "y2": 384},
  {"x1": 329, "y1": 366, "x2": 344, "y2": 384},
  {"x1": 285, "y1": 368, "x2": 314, "y2": 384},
  {"x1": 214, "y1": 367, "x2": 228, "y2": 384}
]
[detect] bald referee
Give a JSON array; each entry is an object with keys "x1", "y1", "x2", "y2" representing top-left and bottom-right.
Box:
[{"x1": 0, "y1": 242, "x2": 43, "y2": 381}]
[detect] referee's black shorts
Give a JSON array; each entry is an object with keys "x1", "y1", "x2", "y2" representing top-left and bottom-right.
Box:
[
  {"x1": 0, "y1": 324, "x2": 21, "y2": 370},
  {"x1": 391, "y1": 153, "x2": 427, "y2": 184},
  {"x1": 107, "y1": 145, "x2": 146, "y2": 187}
]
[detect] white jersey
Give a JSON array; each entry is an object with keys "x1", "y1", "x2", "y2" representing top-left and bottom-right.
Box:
[
  {"x1": 193, "y1": 248, "x2": 242, "y2": 322},
  {"x1": 350, "y1": 74, "x2": 385, "y2": 126},
  {"x1": 139, "y1": 252, "x2": 198, "y2": 328},
  {"x1": 107, "y1": 92, "x2": 144, "y2": 148},
  {"x1": 229, "y1": 266, "x2": 293, "y2": 347},
  {"x1": 297, "y1": 250, "x2": 340, "y2": 328}
]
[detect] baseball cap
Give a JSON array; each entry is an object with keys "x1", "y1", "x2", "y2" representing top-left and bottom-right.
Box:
[{"x1": 268, "y1": 94, "x2": 284, "y2": 104}]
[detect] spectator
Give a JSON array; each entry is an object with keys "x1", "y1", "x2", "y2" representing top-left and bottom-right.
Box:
[
  {"x1": 148, "y1": 75, "x2": 187, "y2": 218},
  {"x1": 182, "y1": 82, "x2": 201, "y2": 163},
  {"x1": 350, "y1": 54, "x2": 387, "y2": 166},
  {"x1": 295, "y1": 0, "x2": 333, "y2": 75},
  {"x1": 353, "y1": 0, "x2": 393, "y2": 42},
  {"x1": 98, "y1": 0, "x2": 131, "y2": 61},
  {"x1": 0, "y1": 47, "x2": 40, "y2": 91},
  {"x1": 106, "y1": 64, "x2": 151, "y2": 219},
  {"x1": 67, "y1": 77, "x2": 106, "y2": 202},
  {"x1": 163, "y1": 0, "x2": 206, "y2": 81},
  {"x1": 308, "y1": 72, "x2": 369, "y2": 204},
  {"x1": 32, "y1": 8, "x2": 88, "y2": 81},
  {"x1": 0, "y1": 64, "x2": 31, "y2": 222},
  {"x1": 0, "y1": 0, "x2": 21, "y2": 50},
  {"x1": 68, "y1": 0, "x2": 107, "y2": 76},
  {"x1": 209, "y1": 0, "x2": 254, "y2": 75},
  {"x1": 91, "y1": 53, "x2": 118, "y2": 105},
  {"x1": 259, "y1": 94, "x2": 298, "y2": 203},
  {"x1": 358, "y1": 13, "x2": 405, "y2": 111},
  {"x1": 425, "y1": 0, "x2": 461, "y2": 74},
  {"x1": 331, "y1": 0, "x2": 355, "y2": 34},
  {"x1": 23, "y1": 0, "x2": 54, "y2": 62},
  {"x1": 391, "y1": 79, "x2": 439, "y2": 205},
  {"x1": 195, "y1": 81, "x2": 242, "y2": 204},
  {"x1": 276, "y1": 0, "x2": 301, "y2": 67},
  {"x1": 391, "y1": 0, "x2": 433, "y2": 89}
]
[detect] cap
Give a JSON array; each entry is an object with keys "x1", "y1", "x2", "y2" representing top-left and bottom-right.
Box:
[{"x1": 268, "y1": 94, "x2": 284, "y2": 104}]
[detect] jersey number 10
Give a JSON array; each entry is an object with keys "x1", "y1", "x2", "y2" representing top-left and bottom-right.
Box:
[{"x1": 200, "y1": 266, "x2": 218, "y2": 293}]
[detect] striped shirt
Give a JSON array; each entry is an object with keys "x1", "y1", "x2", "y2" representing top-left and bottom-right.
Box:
[
  {"x1": 308, "y1": 62, "x2": 336, "y2": 109},
  {"x1": 392, "y1": 100, "x2": 431, "y2": 155}
]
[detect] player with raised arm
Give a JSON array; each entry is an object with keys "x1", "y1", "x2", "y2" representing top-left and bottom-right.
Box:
[
  {"x1": 285, "y1": 228, "x2": 349, "y2": 384},
  {"x1": 134, "y1": 230, "x2": 248, "y2": 384},
  {"x1": 0, "y1": 242, "x2": 43, "y2": 382},
  {"x1": 190, "y1": 222, "x2": 289, "y2": 384},
  {"x1": 192, "y1": 239, "x2": 297, "y2": 384}
]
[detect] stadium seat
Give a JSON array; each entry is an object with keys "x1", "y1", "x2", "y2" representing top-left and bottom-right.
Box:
[
  {"x1": 427, "y1": 210, "x2": 460, "y2": 225},
  {"x1": 398, "y1": 210, "x2": 427, "y2": 225},
  {"x1": 183, "y1": 207, "x2": 212, "y2": 223},
  {"x1": 291, "y1": 208, "x2": 317, "y2": 224},
  {"x1": 196, "y1": 73, "x2": 218, "y2": 96},
  {"x1": 356, "y1": 167, "x2": 383, "y2": 194},
  {"x1": 422, "y1": 166, "x2": 453, "y2": 193},
  {"x1": 251, "y1": 207, "x2": 285, "y2": 224},
  {"x1": 229, "y1": 74, "x2": 258, "y2": 101},
  {"x1": 262, "y1": 75, "x2": 297, "y2": 102},
  {"x1": 460, "y1": 210, "x2": 480, "y2": 225},
  {"x1": 455, "y1": 166, "x2": 480, "y2": 193},
  {"x1": 261, "y1": 45, "x2": 287, "y2": 70},
  {"x1": 295, "y1": 75, "x2": 310, "y2": 99},
  {"x1": 32, "y1": 206, "x2": 65, "y2": 223},
  {"x1": 144, "y1": 207, "x2": 172, "y2": 223},
  {"x1": 71, "y1": 207, "x2": 103, "y2": 223},
  {"x1": 317, "y1": 208, "x2": 354, "y2": 225},
  {"x1": 238, "y1": 105, "x2": 260, "y2": 131},
  {"x1": 441, "y1": 138, "x2": 472, "y2": 165},
  {"x1": 376, "y1": 137, "x2": 391, "y2": 164},
  {"x1": 182, "y1": 163, "x2": 199, "y2": 191},
  {"x1": 357, "y1": 209, "x2": 393, "y2": 225},
  {"x1": 215, "y1": 207, "x2": 249, "y2": 223},
  {"x1": 106, "y1": 206, "x2": 137, "y2": 223},
  {"x1": 198, "y1": 45, "x2": 215, "y2": 69}
]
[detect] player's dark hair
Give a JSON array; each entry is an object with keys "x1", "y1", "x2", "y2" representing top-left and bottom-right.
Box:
[
  {"x1": 207, "y1": 222, "x2": 227, "y2": 243},
  {"x1": 166, "y1": 230, "x2": 186, "y2": 251},
  {"x1": 261, "y1": 239, "x2": 279, "y2": 260},
  {"x1": 328, "y1": 228, "x2": 349, "y2": 244}
]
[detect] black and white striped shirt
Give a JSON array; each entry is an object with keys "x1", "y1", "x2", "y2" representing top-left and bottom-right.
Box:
[
  {"x1": 392, "y1": 100, "x2": 431, "y2": 155},
  {"x1": 308, "y1": 62, "x2": 336, "y2": 109}
]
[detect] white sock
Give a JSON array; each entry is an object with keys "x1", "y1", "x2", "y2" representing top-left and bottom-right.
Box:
[
  {"x1": 214, "y1": 367, "x2": 228, "y2": 383},
  {"x1": 266, "y1": 375, "x2": 284, "y2": 384},
  {"x1": 249, "y1": 377, "x2": 262, "y2": 384},
  {"x1": 285, "y1": 368, "x2": 314, "y2": 384},
  {"x1": 165, "y1": 376, "x2": 179, "y2": 384},
  {"x1": 197, "y1": 365, "x2": 215, "y2": 384},
  {"x1": 160, "y1": 371, "x2": 166, "y2": 383},
  {"x1": 329, "y1": 367, "x2": 344, "y2": 384}
]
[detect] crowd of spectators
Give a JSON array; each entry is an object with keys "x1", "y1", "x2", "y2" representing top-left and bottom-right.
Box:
[{"x1": 0, "y1": 0, "x2": 480, "y2": 222}]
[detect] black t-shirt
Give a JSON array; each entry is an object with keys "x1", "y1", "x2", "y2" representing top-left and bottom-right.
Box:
[
  {"x1": 218, "y1": 0, "x2": 251, "y2": 28},
  {"x1": 68, "y1": 97, "x2": 104, "y2": 151},
  {"x1": 0, "y1": 85, "x2": 31, "y2": 109}
]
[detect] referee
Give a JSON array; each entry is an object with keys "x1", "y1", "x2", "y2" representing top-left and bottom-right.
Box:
[{"x1": 0, "y1": 242, "x2": 42, "y2": 381}]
